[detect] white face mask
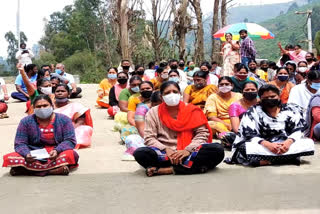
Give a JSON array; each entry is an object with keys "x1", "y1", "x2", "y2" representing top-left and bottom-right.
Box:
[
  {"x1": 298, "y1": 67, "x2": 308, "y2": 73},
  {"x1": 162, "y1": 93, "x2": 180, "y2": 106},
  {"x1": 40, "y1": 87, "x2": 52, "y2": 95},
  {"x1": 219, "y1": 85, "x2": 232, "y2": 93},
  {"x1": 161, "y1": 73, "x2": 169, "y2": 79}
]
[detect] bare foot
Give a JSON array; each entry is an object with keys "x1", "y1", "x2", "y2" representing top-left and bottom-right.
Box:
[
  {"x1": 146, "y1": 167, "x2": 173, "y2": 177},
  {"x1": 48, "y1": 166, "x2": 69, "y2": 175},
  {"x1": 260, "y1": 160, "x2": 271, "y2": 166}
]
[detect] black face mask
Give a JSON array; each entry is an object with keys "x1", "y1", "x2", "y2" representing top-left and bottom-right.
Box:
[
  {"x1": 261, "y1": 67, "x2": 268, "y2": 72},
  {"x1": 306, "y1": 58, "x2": 313, "y2": 62},
  {"x1": 137, "y1": 71, "x2": 144, "y2": 75},
  {"x1": 249, "y1": 67, "x2": 256, "y2": 72},
  {"x1": 243, "y1": 92, "x2": 257, "y2": 101},
  {"x1": 118, "y1": 78, "x2": 128, "y2": 84},
  {"x1": 170, "y1": 65, "x2": 178, "y2": 70},
  {"x1": 261, "y1": 99, "x2": 280, "y2": 108},
  {"x1": 141, "y1": 90, "x2": 153, "y2": 99},
  {"x1": 122, "y1": 66, "x2": 130, "y2": 70},
  {"x1": 179, "y1": 63, "x2": 185, "y2": 67}
]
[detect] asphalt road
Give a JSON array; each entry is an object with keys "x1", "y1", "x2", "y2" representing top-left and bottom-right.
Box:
[{"x1": 0, "y1": 84, "x2": 319, "y2": 214}]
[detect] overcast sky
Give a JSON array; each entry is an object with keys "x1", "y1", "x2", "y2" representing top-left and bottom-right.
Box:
[{"x1": 0, "y1": 0, "x2": 293, "y2": 58}]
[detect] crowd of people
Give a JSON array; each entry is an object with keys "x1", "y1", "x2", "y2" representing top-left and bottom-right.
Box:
[{"x1": 1, "y1": 29, "x2": 319, "y2": 177}]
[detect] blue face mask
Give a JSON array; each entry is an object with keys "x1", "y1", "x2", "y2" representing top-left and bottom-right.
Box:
[
  {"x1": 131, "y1": 86, "x2": 140, "y2": 93},
  {"x1": 277, "y1": 75, "x2": 289, "y2": 82},
  {"x1": 108, "y1": 74, "x2": 117, "y2": 80},
  {"x1": 55, "y1": 69, "x2": 62, "y2": 75},
  {"x1": 310, "y1": 82, "x2": 320, "y2": 91},
  {"x1": 169, "y1": 77, "x2": 179, "y2": 83}
]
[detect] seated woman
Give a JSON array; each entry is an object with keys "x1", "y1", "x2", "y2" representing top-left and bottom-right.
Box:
[
  {"x1": 127, "y1": 81, "x2": 154, "y2": 126},
  {"x1": 295, "y1": 61, "x2": 308, "y2": 85},
  {"x1": 269, "y1": 67, "x2": 295, "y2": 104},
  {"x1": 133, "y1": 65, "x2": 150, "y2": 81},
  {"x1": 96, "y1": 67, "x2": 118, "y2": 108},
  {"x1": 3, "y1": 95, "x2": 79, "y2": 176},
  {"x1": 0, "y1": 77, "x2": 9, "y2": 119},
  {"x1": 168, "y1": 69, "x2": 188, "y2": 93},
  {"x1": 54, "y1": 84, "x2": 93, "y2": 149},
  {"x1": 107, "y1": 72, "x2": 129, "y2": 117},
  {"x1": 183, "y1": 71, "x2": 218, "y2": 109},
  {"x1": 231, "y1": 63, "x2": 256, "y2": 92},
  {"x1": 150, "y1": 67, "x2": 169, "y2": 90},
  {"x1": 133, "y1": 81, "x2": 224, "y2": 176},
  {"x1": 204, "y1": 76, "x2": 242, "y2": 136},
  {"x1": 305, "y1": 94, "x2": 320, "y2": 141},
  {"x1": 227, "y1": 84, "x2": 314, "y2": 167},
  {"x1": 50, "y1": 76, "x2": 61, "y2": 92},
  {"x1": 113, "y1": 76, "x2": 143, "y2": 132},
  {"x1": 17, "y1": 64, "x2": 55, "y2": 115},
  {"x1": 37, "y1": 68, "x2": 51, "y2": 81},
  {"x1": 288, "y1": 70, "x2": 320, "y2": 111},
  {"x1": 122, "y1": 91, "x2": 162, "y2": 160},
  {"x1": 229, "y1": 81, "x2": 258, "y2": 133}
]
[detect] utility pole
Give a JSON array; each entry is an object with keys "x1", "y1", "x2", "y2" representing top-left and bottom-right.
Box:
[
  {"x1": 295, "y1": 10, "x2": 313, "y2": 52},
  {"x1": 16, "y1": 0, "x2": 20, "y2": 48}
]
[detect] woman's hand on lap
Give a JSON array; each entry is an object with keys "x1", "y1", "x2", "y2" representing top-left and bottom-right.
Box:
[
  {"x1": 262, "y1": 141, "x2": 281, "y2": 154},
  {"x1": 165, "y1": 148, "x2": 176, "y2": 164},
  {"x1": 49, "y1": 150, "x2": 58, "y2": 160},
  {"x1": 26, "y1": 154, "x2": 36, "y2": 163},
  {"x1": 171, "y1": 150, "x2": 191, "y2": 165}
]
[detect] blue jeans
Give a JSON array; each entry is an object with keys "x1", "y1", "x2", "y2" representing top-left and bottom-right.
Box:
[
  {"x1": 11, "y1": 92, "x2": 28, "y2": 102},
  {"x1": 241, "y1": 57, "x2": 252, "y2": 68}
]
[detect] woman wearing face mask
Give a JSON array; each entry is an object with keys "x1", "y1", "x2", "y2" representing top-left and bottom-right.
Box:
[
  {"x1": 54, "y1": 84, "x2": 93, "y2": 149},
  {"x1": 288, "y1": 70, "x2": 320, "y2": 111},
  {"x1": 221, "y1": 33, "x2": 240, "y2": 77},
  {"x1": 270, "y1": 67, "x2": 295, "y2": 104},
  {"x1": 150, "y1": 67, "x2": 169, "y2": 90},
  {"x1": 3, "y1": 94, "x2": 79, "y2": 176},
  {"x1": 127, "y1": 81, "x2": 154, "y2": 126},
  {"x1": 96, "y1": 67, "x2": 118, "y2": 108},
  {"x1": 200, "y1": 62, "x2": 219, "y2": 86},
  {"x1": 306, "y1": 52, "x2": 315, "y2": 69},
  {"x1": 183, "y1": 71, "x2": 218, "y2": 109},
  {"x1": 122, "y1": 91, "x2": 162, "y2": 161},
  {"x1": 118, "y1": 76, "x2": 143, "y2": 112},
  {"x1": 231, "y1": 63, "x2": 257, "y2": 93},
  {"x1": 17, "y1": 64, "x2": 55, "y2": 115},
  {"x1": 204, "y1": 77, "x2": 242, "y2": 136},
  {"x1": 37, "y1": 69, "x2": 51, "y2": 81},
  {"x1": 107, "y1": 72, "x2": 129, "y2": 117},
  {"x1": 295, "y1": 61, "x2": 308, "y2": 84},
  {"x1": 185, "y1": 61, "x2": 198, "y2": 84},
  {"x1": 229, "y1": 81, "x2": 258, "y2": 133},
  {"x1": 248, "y1": 59, "x2": 268, "y2": 82},
  {"x1": 133, "y1": 81, "x2": 224, "y2": 176},
  {"x1": 168, "y1": 70, "x2": 188, "y2": 93},
  {"x1": 226, "y1": 84, "x2": 314, "y2": 167},
  {"x1": 134, "y1": 65, "x2": 149, "y2": 81},
  {"x1": 285, "y1": 61, "x2": 297, "y2": 84}
]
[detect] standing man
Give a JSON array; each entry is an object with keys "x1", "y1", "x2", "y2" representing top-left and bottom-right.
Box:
[
  {"x1": 15, "y1": 43, "x2": 34, "y2": 66},
  {"x1": 239, "y1": 29, "x2": 257, "y2": 67},
  {"x1": 55, "y1": 63, "x2": 82, "y2": 99}
]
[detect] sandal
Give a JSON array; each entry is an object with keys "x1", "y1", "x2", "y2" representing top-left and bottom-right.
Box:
[
  {"x1": 145, "y1": 167, "x2": 159, "y2": 177},
  {"x1": 48, "y1": 166, "x2": 70, "y2": 176}
]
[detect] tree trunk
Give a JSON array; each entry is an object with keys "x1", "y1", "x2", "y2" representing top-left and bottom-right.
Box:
[
  {"x1": 211, "y1": 0, "x2": 221, "y2": 62},
  {"x1": 151, "y1": 0, "x2": 160, "y2": 63},
  {"x1": 118, "y1": 0, "x2": 131, "y2": 60},
  {"x1": 221, "y1": 0, "x2": 227, "y2": 27},
  {"x1": 190, "y1": 0, "x2": 204, "y2": 65},
  {"x1": 97, "y1": 5, "x2": 112, "y2": 66},
  {"x1": 176, "y1": 0, "x2": 189, "y2": 60}
]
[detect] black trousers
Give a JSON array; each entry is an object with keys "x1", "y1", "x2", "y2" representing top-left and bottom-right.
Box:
[
  {"x1": 133, "y1": 143, "x2": 225, "y2": 175},
  {"x1": 70, "y1": 87, "x2": 82, "y2": 99}
]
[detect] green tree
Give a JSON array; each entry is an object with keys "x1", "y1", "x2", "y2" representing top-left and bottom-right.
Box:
[{"x1": 314, "y1": 31, "x2": 320, "y2": 57}]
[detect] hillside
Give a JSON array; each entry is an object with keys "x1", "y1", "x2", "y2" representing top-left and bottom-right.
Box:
[{"x1": 255, "y1": 0, "x2": 320, "y2": 61}]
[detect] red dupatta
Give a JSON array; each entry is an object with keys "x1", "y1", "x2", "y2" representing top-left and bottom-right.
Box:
[{"x1": 158, "y1": 101, "x2": 212, "y2": 150}]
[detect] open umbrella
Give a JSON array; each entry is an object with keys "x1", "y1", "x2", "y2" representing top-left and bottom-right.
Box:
[{"x1": 213, "y1": 22, "x2": 275, "y2": 41}]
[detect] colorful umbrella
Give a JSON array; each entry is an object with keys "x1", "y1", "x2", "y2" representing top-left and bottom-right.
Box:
[{"x1": 213, "y1": 22, "x2": 275, "y2": 41}]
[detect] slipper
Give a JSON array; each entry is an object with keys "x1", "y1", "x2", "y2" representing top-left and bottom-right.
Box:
[{"x1": 145, "y1": 167, "x2": 159, "y2": 177}]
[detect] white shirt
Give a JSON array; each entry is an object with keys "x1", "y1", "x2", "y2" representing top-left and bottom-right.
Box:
[
  {"x1": 144, "y1": 69, "x2": 156, "y2": 80},
  {"x1": 0, "y1": 78, "x2": 5, "y2": 100},
  {"x1": 179, "y1": 81, "x2": 188, "y2": 94},
  {"x1": 16, "y1": 49, "x2": 34, "y2": 65},
  {"x1": 176, "y1": 69, "x2": 188, "y2": 85},
  {"x1": 288, "y1": 83, "x2": 314, "y2": 111},
  {"x1": 212, "y1": 66, "x2": 222, "y2": 76},
  {"x1": 62, "y1": 73, "x2": 75, "y2": 89},
  {"x1": 208, "y1": 73, "x2": 219, "y2": 86}
]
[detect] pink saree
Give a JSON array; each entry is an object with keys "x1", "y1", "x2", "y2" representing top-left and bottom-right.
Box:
[{"x1": 54, "y1": 102, "x2": 93, "y2": 149}]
